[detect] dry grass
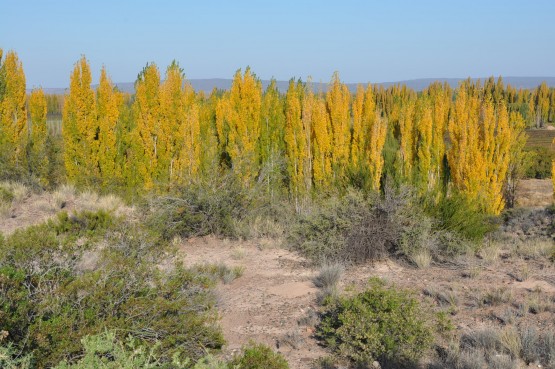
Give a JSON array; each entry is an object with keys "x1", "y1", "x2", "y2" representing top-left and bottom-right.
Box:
[
  {"x1": 313, "y1": 262, "x2": 344, "y2": 289},
  {"x1": 411, "y1": 249, "x2": 432, "y2": 269},
  {"x1": 515, "y1": 239, "x2": 554, "y2": 259},
  {"x1": 480, "y1": 241, "x2": 502, "y2": 264},
  {"x1": 231, "y1": 246, "x2": 247, "y2": 260},
  {"x1": 50, "y1": 184, "x2": 76, "y2": 210},
  {"x1": 0, "y1": 200, "x2": 11, "y2": 218}
]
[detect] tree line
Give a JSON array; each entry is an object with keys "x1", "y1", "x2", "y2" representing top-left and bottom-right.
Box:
[{"x1": 1, "y1": 50, "x2": 554, "y2": 214}]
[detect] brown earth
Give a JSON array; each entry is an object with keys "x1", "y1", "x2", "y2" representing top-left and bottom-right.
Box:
[
  {"x1": 1, "y1": 186, "x2": 554, "y2": 368},
  {"x1": 516, "y1": 178, "x2": 553, "y2": 207},
  {"x1": 179, "y1": 236, "x2": 555, "y2": 369}
]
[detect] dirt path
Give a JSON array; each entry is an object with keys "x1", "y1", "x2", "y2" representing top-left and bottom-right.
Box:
[
  {"x1": 179, "y1": 237, "x2": 329, "y2": 369},
  {"x1": 179, "y1": 236, "x2": 555, "y2": 368}
]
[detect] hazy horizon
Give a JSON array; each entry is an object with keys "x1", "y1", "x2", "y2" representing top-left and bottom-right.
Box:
[{"x1": 2, "y1": 0, "x2": 554, "y2": 88}]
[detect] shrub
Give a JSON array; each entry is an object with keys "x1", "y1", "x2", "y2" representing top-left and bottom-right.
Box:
[
  {"x1": 288, "y1": 186, "x2": 462, "y2": 264},
  {"x1": 436, "y1": 192, "x2": 498, "y2": 242},
  {"x1": 54, "y1": 330, "x2": 231, "y2": 369},
  {"x1": 524, "y1": 146, "x2": 554, "y2": 179},
  {"x1": 229, "y1": 342, "x2": 289, "y2": 369},
  {"x1": 146, "y1": 175, "x2": 282, "y2": 240},
  {"x1": 0, "y1": 339, "x2": 32, "y2": 369},
  {"x1": 55, "y1": 209, "x2": 115, "y2": 238},
  {"x1": 317, "y1": 278, "x2": 434, "y2": 367},
  {"x1": 313, "y1": 262, "x2": 344, "y2": 289},
  {"x1": 0, "y1": 215, "x2": 224, "y2": 367}
]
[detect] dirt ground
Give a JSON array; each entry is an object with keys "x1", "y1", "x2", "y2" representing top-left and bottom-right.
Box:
[
  {"x1": 179, "y1": 235, "x2": 555, "y2": 369},
  {"x1": 516, "y1": 179, "x2": 554, "y2": 207},
  {"x1": 1, "y1": 183, "x2": 554, "y2": 368}
]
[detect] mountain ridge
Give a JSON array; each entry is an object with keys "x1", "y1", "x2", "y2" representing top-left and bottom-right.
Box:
[{"x1": 33, "y1": 76, "x2": 555, "y2": 95}]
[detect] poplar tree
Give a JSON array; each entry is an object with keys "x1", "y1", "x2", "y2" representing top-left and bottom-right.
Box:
[
  {"x1": 133, "y1": 63, "x2": 161, "y2": 188},
  {"x1": 325, "y1": 72, "x2": 351, "y2": 179},
  {"x1": 284, "y1": 79, "x2": 308, "y2": 206},
  {"x1": 96, "y1": 66, "x2": 122, "y2": 185},
  {"x1": 395, "y1": 97, "x2": 416, "y2": 182},
  {"x1": 0, "y1": 50, "x2": 27, "y2": 170},
  {"x1": 63, "y1": 56, "x2": 98, "y2": 183},
  {"x1": 260, "y1": 79, "x2": 286, "y2": 195},
  {"x1": 198, "y1": 89, "x2": 220, "y2": 176},
  {"x1": 216, "y1": 68, "x2": 262, "y2": 184},
  {"x1": 366, "y1": 111, "x2": 388, "y2": 191},
  {"x1": 312, "y1": 94, "x2": 332, "y2": 189},
  {"x1": 448, "y1": 83, "x2": 513, "y2": 214},
  {"x1": 28, "y1": 88, "x2": 49, "y2": 184},
  {"x1": 159, "y1": 61, "x2": 200, "y2": 183}
]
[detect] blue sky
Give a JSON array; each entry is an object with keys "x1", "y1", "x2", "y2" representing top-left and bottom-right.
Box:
[{"x1": 1, "y1": 0, "x2": 554, "y2": 88}]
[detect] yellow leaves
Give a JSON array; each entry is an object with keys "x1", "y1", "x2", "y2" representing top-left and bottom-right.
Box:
[
  {"x1": 97, "y1": 67, "x2": 122, "y2": 184},
  {"x1": 326, "y1": 72, "x2": 351, "y2": 179},
  {"x1": 448, "y1": 83, "x2": 517, "y2": 214},
  {"x1": 216, "y1": 68, "x2": 262, "y2": 184},
  {"x1": 367, "y1": 111, "x2": 388, "y2": 191},
  {"x1": 284, "y1": 79, "x2": 308, "y2": 200},
  {"x1": 396, "y1": 96, "x2": 416, "y2": 180},
  {"x1": 312, "y1": 93, "x2": 332, "y2": 188},
  {"x1": 0, "y1": 50, "x2": 27, "y2": 166},
  {"x1": 29, "y1": 88, "x2": 49, "y2": 184},
  {"x1": 133, "y1": 63, "x2": 161, "y2": 188},
  {"x1": 29, "y1": 88, "x2": 47, "y2": 147},
  {"x1": 62, "y1": 56, "x2": 97, "y2": 183}
]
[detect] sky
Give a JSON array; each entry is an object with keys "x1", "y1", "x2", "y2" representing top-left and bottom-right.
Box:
[{"x1": 1, "y1": 0, "x2": 554, "y2": 88}]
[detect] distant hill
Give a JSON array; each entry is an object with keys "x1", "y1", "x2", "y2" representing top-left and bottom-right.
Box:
[{"x1": 35, "y1": 77, "x2": 555, "y2": 95}]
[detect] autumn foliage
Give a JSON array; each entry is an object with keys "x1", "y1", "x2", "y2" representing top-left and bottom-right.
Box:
[{"x1": 1, "y1": 50, "x2": 554, "y2": 212}]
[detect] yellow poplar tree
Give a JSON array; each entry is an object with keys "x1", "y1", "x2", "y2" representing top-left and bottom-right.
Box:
[
  {"x1": 260, "y1": 79, "x2": 286, "y2": 195},
  {"x1": 312, "y1": 94, "x2": 332, "y2": 189},
  {"x1": 28, "y1": 88, "x2": 49, "y2": 184},
  {"x1": 63, "y1": 56, "x2": 98, "y2": 183},
  {"x1": 325, "y1": 72, "x2": 351, "y2": 179},
  {"x1": 448, "y1": 84, "x2": 512, "y2": 214},
  {"x1": 159, "y1": 62, "x2": 200, "y2": 183},
  {"x1": 415, "y1": 97, "x2": 434, "y2": 192},
  {"x1": 395, "y1": 97, "x2": 416, "y2": 181},
  {"x1": 215, "y1": 68, "x2": 262, "y2": 184},
  {"x1": 96, "y1": 66, "x2": 122, "y2": 185},
  {"x1": 175, "y1": 83, "x2": 201, "y2": 181},
  {"x1": 366, "y1": 111, "x2": 388, "y2": 191},
  {"x1": 301, "y1": 82, "x2": 314, "y2": 192},
  {"x1": 284, "y1": 79, "x2": 309, "y2": 205},
  {"x1": 199, "y1": 89, "x2": 220, "y2": 176},
  {"x1": 351, "y1": 85, "x2": 375, "y2": 167},
  {"x1": 133, "y1": 63, "x2": 161, "y2": 189},
  {"x1": 0, "y1": 50, "x2": 27, "y2": 168}
]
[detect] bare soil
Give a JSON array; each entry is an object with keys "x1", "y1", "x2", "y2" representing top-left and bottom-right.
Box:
[
  {"x1": 516, "y1": 178, "x2": 553, "y2": 207},
  {"x1": 179, "y1": 236, "x2": 555, "y2": 368},
  {"x1": 2, "y1": 188, "x2": 554, "y2": 369}
]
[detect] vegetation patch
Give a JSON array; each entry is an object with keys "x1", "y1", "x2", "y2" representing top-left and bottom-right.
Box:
[{"x1": 317, "y1": 278, "x2": 436, "y2": 367}]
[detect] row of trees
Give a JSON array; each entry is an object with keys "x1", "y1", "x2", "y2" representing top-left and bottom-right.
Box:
[
  {"x1": 55, "y1": 57, "x2": 537, "y2": 214},
  {"x1": 0, "y1": 49, "x2": 51, "y2": 185},
  {"x1": 1, "y1": 50, "x2": 553, "y2": 214}
]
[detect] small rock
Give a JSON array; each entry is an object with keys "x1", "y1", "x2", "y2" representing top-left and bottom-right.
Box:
[{"x1": 372, "y1": 361, "x2": 381, "y2": 369}]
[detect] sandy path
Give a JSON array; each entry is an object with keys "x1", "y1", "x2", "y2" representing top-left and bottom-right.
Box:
[{"x1": 179, "y1": 237, "x2": 328, "y2": 369}]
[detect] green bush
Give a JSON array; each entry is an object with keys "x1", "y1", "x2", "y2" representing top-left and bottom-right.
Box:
[
  {"x1": 317, "y1": 278, "x2": 434, "y2": 367},
  {"x1": 147, "y1": 176, "x2": 252, "y2": 240},
  {"x1": 54, "y1": 330, "x2": 232, "y2": 369},
  {"x1": 524, "y1": 146, "x2": 554, "y2": 179},
  {"x1": 0, "y1": 340, "x2": 32, "y2": 369},
  {"x1": 0, "y1": 185, "x2": 14, "y2": 203},
  {"x1": 54, "y1": 210, "x2": 115, "y2": 238},
  {"x1": 435, "y1": 192, "x2": 498, "y2": 243},
  {"x1": 0, "y1": 215, "x2": 224, "y2": 368},
  {"x1": 229, "y1": 342, "x2": 289, "y2": 369}
]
